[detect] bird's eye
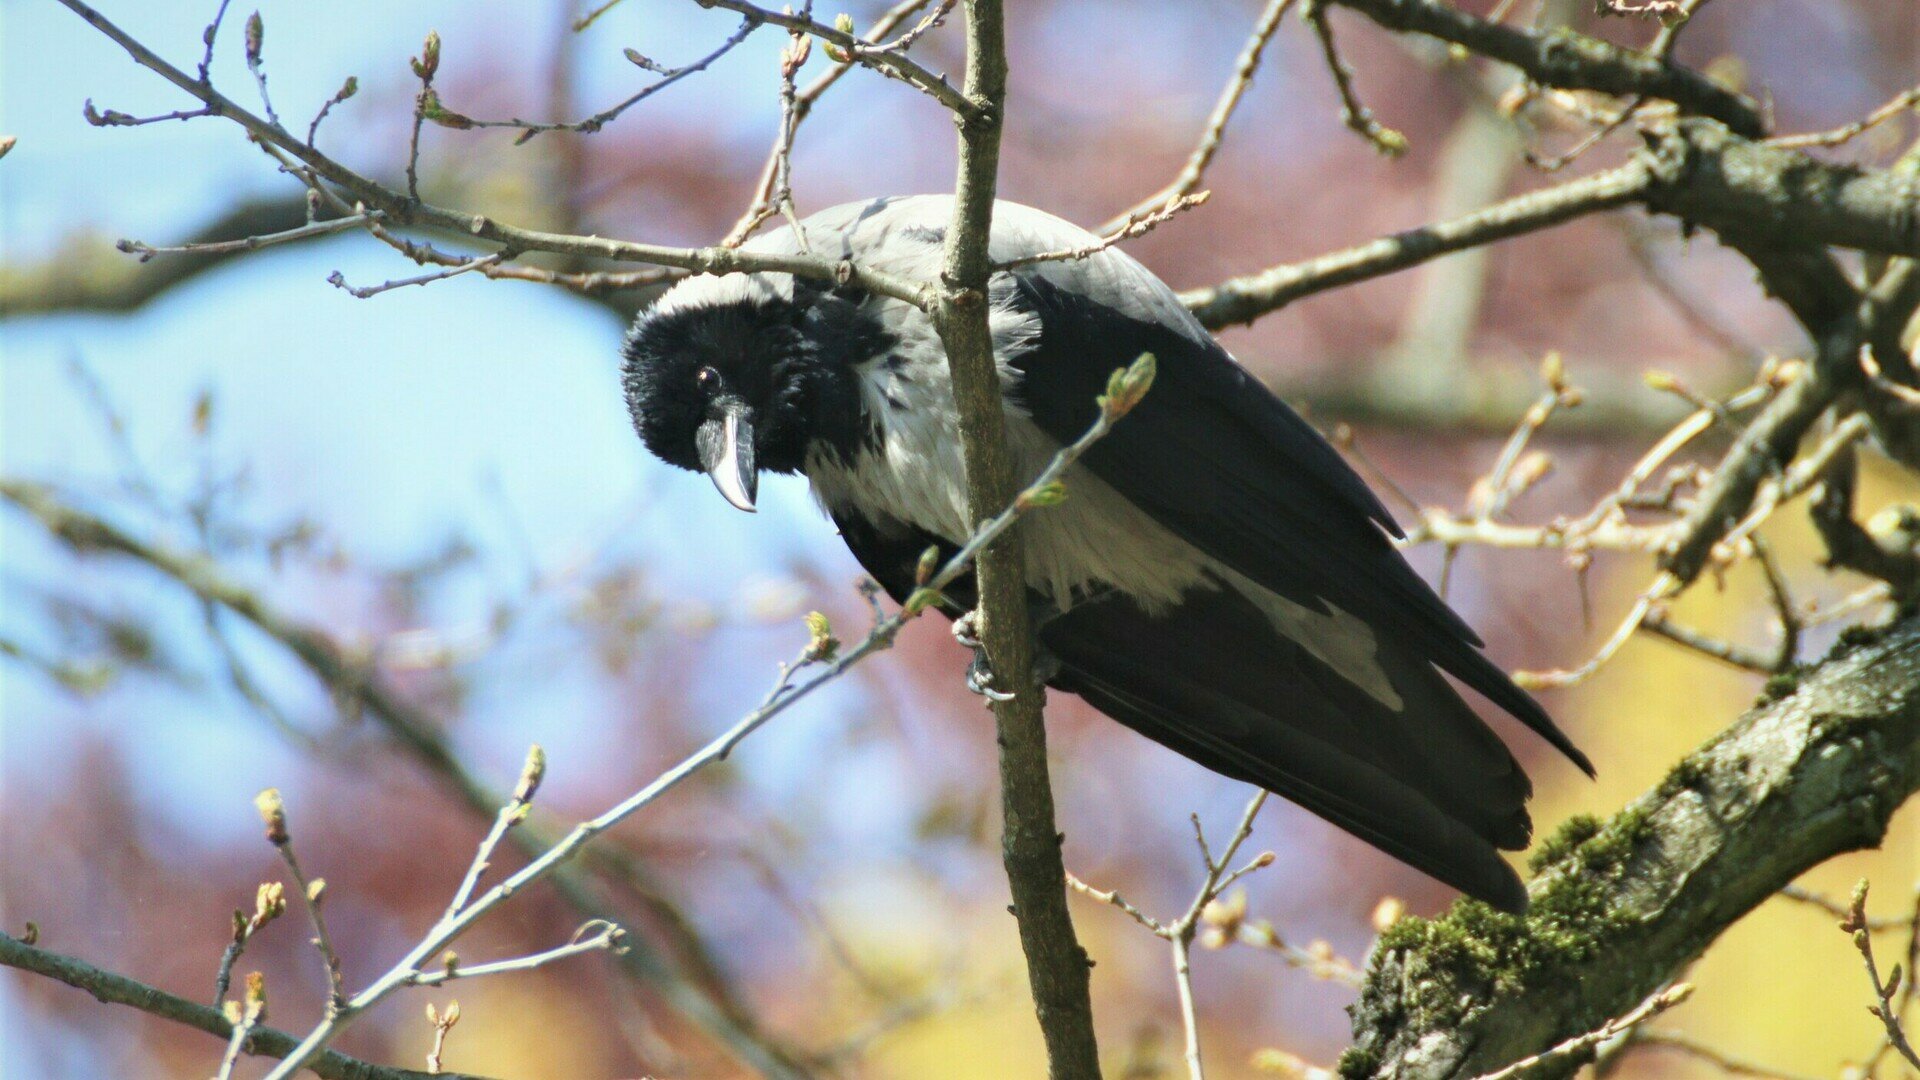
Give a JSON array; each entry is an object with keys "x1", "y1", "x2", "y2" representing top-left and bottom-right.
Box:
[{"x1": 695, "y1": 366, "x2": 720, "y2": 391}]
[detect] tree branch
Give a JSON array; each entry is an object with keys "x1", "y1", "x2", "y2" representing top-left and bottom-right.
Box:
[
  {"x1": 1185, "y1": 117, "x2": 1920, "y2": 330},
  {"x1": 0, "y1": 478, "x2": 816, "y2": 1080},
  {"x1": 1345, "y1": 616, "x2": 1920, "y2": 1079},
  {"x1": 929, "y1": 2, "x2": 1102, "y2": 1076},
  {"x1": 53, "y1": 0, "x2": 937, "y2": 309},
  {"x1": 1181, "y1": 160, "x2": 1652, "y2": 328},
  {"x1": 1322, "y1": 0, "x2": 1763, "y2": 136},
  {"x1": 0, "y1": 932, "x2": 495, "y2": 1080},
  {"x1": 1641, "y1": 118, "x2": 1920, "y2": 261}
]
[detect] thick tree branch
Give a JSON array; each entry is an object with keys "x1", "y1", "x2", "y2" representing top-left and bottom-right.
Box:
[
  {"x1": 0, "y1": 932, "x2": 493, "y2": 1080},
  {"x1": 1322, "y1": 0, "x2": 1763, "y2": 136},
  {"x1": 1186, "y1": 118, "x2": 1920, "y2": 330},
  {"x1": 1346, "y1": 616, "x2": 1920, "y2": 1080},
  {"x1": 1641, "y1": 119, "x2": 1920, "y2": 261},
  {"x1": 929, "y1": 2, "x2": 1102, "y2": 1077}
]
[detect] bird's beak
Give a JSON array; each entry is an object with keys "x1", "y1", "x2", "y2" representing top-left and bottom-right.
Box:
[{"x1": 696, "y1": 402, "x2": 759, "y2": 513}]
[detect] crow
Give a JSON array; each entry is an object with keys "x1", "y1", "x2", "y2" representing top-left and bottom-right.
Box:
[{"x1": 621, "y1": 195, "x2": 1591, "y2": 912}]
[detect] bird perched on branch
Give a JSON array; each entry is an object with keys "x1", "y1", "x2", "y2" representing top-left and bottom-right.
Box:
[{"x1": 622, "y1": 196, "x2": 1591, "y2": 912}]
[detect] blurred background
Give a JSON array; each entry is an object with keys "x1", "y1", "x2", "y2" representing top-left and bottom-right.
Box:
[{"x1": 2, "y1": 1, "x2": 1917, "y2": 1076}]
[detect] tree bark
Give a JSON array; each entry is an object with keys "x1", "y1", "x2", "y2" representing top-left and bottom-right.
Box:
[
  {"x1": 1345, "y1": 617, "x2": 1920, "y2": 1080},
  {"x1": 931, "y1": 2, "x2": 1103, "y2": 1077}
]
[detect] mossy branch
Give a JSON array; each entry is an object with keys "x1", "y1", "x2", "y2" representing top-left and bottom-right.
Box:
[{"x1": 1344, "y1": 617, "x2": 1920, "y2": 1080}]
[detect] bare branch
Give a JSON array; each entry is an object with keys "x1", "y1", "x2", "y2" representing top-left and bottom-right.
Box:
[
  {"x1": 1181, "y1": 161, "x2": 1651, "y2": 327},
  {"x1": 327, "y1": 252, "x2": 504, "y2": 298},
  {"x1": 447, "y1": 17, "x2": 760, "y2": 138},
  {"x1": 928, "y1": 2, "x2": 1102, "y2": 1076},
  {"x1": 54, "y1": 0, "x2": 938, "y2": 308},
  {"x1": 1305, "y1": 0, "x2": 1408, "y2": 157},
  {"x1": 0, "y1": 477, "x2": 812, "y2": 1078},
  {"x1": 117, "y1": 211, "x2": 376, "y2": 261},
  {"x1": 1771, "y1": 83, "x2": 1920, "y2": 150},
  {"x1": 996, "y1": 193, "x2": 1209, "y2": 270},
  {"x1": 1634, "y1": 1028, "x2": 1831, "y2": 1080},
  {"x1": 1322, "y1": 0, "x2": 1763, "y2": 136},
  {"x1": 1841, "y1": 882, "x2": 1920, "y2": 1072},
  {"x1": 0, "y1": 932, "x2": 490, "y2": 1080},
  {"x1": 697, "y1": 0, "x2": 978, "y2": 119},
  {"x1": 1099, "y1": 0, "x2": 1298, "y2": 232},
  {"x1": 1466, "y1": 985, "x2": 1693, "y2": 1080}
]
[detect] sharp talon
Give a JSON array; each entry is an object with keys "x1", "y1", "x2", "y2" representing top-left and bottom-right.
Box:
[
  {"x1": 952, "y1": 610, "x2": 982, "y2": 650},
  {"x1": 957, "y1": 606, "x2": 1058, "y2": 701}
]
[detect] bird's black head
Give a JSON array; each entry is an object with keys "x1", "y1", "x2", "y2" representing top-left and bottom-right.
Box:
[{"x1": 620, "y1": 277, "x2": 883, "y2": 511}]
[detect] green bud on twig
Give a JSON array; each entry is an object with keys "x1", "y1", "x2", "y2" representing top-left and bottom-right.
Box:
[
  {"x1": 1017, "y1": 481, "x2": 1069, "y2": 511},
  {"x1": 514, "y1": 744, "x2": 546, "y2": 804},
  {"x1": 803, "y1": 611, "x2": 839, "y2": 662},
  {"x1": 412, "y1": 30, "x2": 441, "y2": 81},
  {"x1": 254, "y1": 788, "x2": 288, "y2": 846},
  {"x1": 1099, "y1": 352, "x2": 1157, "y2": 419}
]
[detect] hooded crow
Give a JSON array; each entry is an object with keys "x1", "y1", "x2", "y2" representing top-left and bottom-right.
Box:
[{"x1": 621, "y1": 195, "x2": 1591, "y2": 912}]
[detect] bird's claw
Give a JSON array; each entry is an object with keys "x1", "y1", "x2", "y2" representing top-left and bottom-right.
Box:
[
  {"x1": 955, "y1": 608, "x2": 1058, "y2": 703},
  {"x1": 952, "y1": 610, "x2": 983, "y2": 651},
  {"x1": 966, "y1": 652, "x2": 1018, "y2": 701}
]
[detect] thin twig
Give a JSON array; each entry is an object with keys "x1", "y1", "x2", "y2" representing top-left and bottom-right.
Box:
[
  {"x1": 1640, "y1": 611, "x2": 1777, "y2": 674},
  {"x1": 196, "y1": 0, "x2": 233, "y2": 84},
  {"x1": 0, "y1": 932, "x2": 486, "y2": 1080},
  {"x1": 215, "y1": 973, "x2": 268, "y2": 1080},
  {"x1": 451, "y1": 17, "x2": 760, "y2": 138},
  {"x1": 1749, "y1": 535, "x2": 1800, "y2": 671},
  {"x1": 411, "y1": 921, "x2": 626, "y2": 988},
  {"x1": 406, "y1": 31, "x2": 440, "y2": 202},
  {"x1": 256, "y1": 791, "x2": 347, "y2": 1012},
  {"x1": 1069, "y1": 791, "x2": 1274, "y2": 1080},
  {"x1": 214, "y1": 883, "x2": 286, "y2": 1007},
  {"x1": 1771, "y1": 84, "x2": 1920, "y2": 150},
  {"x1": 770, "y1": 9, "x2": 813, "y2": 246},
  {"x1": 1513, "y1": 575, "x2": 1674, "y2": 690},
  {"x1": 1777, "y1": 884, "x2": 1907, "y2": 930},
  {"x1": 327, "y1": 253, "x2": 505, "y2": 298},
  {"x1": 424, "y1": 1001, "x2": 460, "y2": 1075},
  {"x1": 306, "y1": 75, "x2": 360, "y2": 147},
  {"x1": 1099, "y1": 0, "x2": 1299, "y2": 232},
  {"x1": 241, "y1": 10, "x2": 279, "y2": 127},
  {"x1": 1467, "y1": 984, "x2": 1694, "y2": 1080},
  {"x1": 82, "y1": 99, "x2": 214, "y2": 127},
  {"x1": 1181, "y1": 160, "x2": 1652, "y2": 327},
  {"x1": 117, "y1": 212, "x2": 374, "y2": 261},
  {"x1": 1841, "y1": 881, "x2": 1920, "y2": 1073},
  {"x1": 1304, "y1": 0, "x2": 1408, "y2": 156},
  {"x1": 723, "y1": 0, "x2": 937, "y2": 247},
  {"x1": 996, "y1": 193, "x2": 1209, "y2": 270},
  {"x1": 697, "y1": 0, "x2": 978, "y2": 119}
]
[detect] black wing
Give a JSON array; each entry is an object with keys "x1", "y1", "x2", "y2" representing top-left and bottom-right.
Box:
[
  {"x1": 828, "y1": 499, "x2": 1540, "y2": 911},
  {"x1": 1044, "y1": 585, "x2": 1534, "y2": 911},
  {"x1": 1007, "y1": 270, "x2": 1591, "y2": 777}
]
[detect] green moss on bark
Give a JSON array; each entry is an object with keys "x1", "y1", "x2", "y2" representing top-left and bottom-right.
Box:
[{"x1": 1358, "y1": 807, "x2": 1657, "y2": 1036}]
